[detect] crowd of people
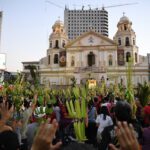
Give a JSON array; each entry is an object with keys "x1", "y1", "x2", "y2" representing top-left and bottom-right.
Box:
[{"x1": 0, "y1": 88, "x2": 150, "y2": 150}]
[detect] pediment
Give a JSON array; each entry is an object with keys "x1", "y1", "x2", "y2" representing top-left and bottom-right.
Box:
[{"x1": 65, "y1": 31, "x2": 116, "y2": 48}]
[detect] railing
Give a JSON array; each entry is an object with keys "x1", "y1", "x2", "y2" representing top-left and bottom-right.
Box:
[{"x1": 74, "y1": 66, "x2": 107, "y2": 73}]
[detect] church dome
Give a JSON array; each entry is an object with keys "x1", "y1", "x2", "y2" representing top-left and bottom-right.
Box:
[
  {"x1": 49, "y1": 19, "x2": 68, "y2": 42},
  {"x1": 118, "y1": 15, "x2": 131, "y2": 24},
  {"x1": 120, "y1": 16, "x2": 129, "y2": 22},
  {"x1": 52, "y1": 19, "x2": 64, "y2": 28},
  {"x1": 117, "y1": 14, "x2": 132, "y2": 28}
]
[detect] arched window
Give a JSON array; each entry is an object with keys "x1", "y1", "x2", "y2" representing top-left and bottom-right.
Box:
[
  {"x1": 126, "y1": 52, "x2": 131, "y2": 62},
  {"x1": 108, "y1": 55, "x2": 113, "y2": 66},
  {"x1": 71, "y1": 56, "x2": 75, "y2": 66},
  {"x1": 50, "y1": 41, "x2": 52, "y2": 48},
  {"x1": 48, "y1": 55, "x2": 50, "y2": 64},
  {"x1": 118, "y1": 38, "x2": 121, "y2": 45},
  {"x1": 135, "y1": 53, "x2": 137, "y2": 63},
  {"x1": 54, "y1": 54, "x2": 59, "y2": 64},
  {"x1": 125, "y1": 37, "x2": 130, "y2": 46},
  {"x1": 55, "y1": 40, "x2": 59, "y2": 48},
  {"x1": 133, "y1": 38, "x2": 135, "y2": 45},
  {"x1": 62, "y1": 40, "x2": 65, "y2": 47}
]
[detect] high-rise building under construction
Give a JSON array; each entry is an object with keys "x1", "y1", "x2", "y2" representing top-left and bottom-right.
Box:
[{"x1": 64, "y1": 7, "x2": 108, "y2": 39}]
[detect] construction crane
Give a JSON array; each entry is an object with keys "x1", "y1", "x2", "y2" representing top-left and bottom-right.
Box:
[
  {"x1": 45, "y1": 0, "x2": 64, "y2": 9},
  {"x1": 102, "y1": 2, "x2": 138, "y2": 9},
  {"x1": 45, "y1": 0, "x2": 138, "y2": 10}
]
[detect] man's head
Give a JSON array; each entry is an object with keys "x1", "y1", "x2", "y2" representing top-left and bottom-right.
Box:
[{"x1": 115, "y1": 101, "x2": 132, "y2": 123}]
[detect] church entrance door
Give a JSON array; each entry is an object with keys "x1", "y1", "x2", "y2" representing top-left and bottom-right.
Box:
[{"x1": 88, "y1": 52, "x2": 95, "y2": 66}]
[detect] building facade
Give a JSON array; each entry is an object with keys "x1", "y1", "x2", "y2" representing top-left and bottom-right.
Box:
[
  {"x1": 64, "y1": 7, "x2": 108, "y2": 40},
  {"x1": 22, "y1": 15, "x2": 149, "y2": 87}
]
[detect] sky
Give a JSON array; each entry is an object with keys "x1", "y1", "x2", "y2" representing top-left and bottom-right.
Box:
[{"x1": 0, "y1": 0, "x2": 150, "y2": 72}]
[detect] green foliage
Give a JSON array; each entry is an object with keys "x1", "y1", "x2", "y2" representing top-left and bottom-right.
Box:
[
  {"x1": 70, "y1": 77, "x2": 77, "y2": 87},
  {"x1": 137, "y1": 82, "x2": 150, "y2": 106}
]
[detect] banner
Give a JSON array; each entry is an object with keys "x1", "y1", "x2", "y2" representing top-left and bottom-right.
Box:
[
  {"x1": 59, "y1": 51, "x2": 66, "y2": 67},
  {"x1": 117, "y1": 49, "x2": 124, "y2": 66}
]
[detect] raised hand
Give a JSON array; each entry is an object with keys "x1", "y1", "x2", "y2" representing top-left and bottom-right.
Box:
[
  {"x1": 31, "y1": 119, "x2": 62, "y2": 150},
  {"x1": 109, "y1": 122, "x2": 140, "y2": 150},
  {"x1": 0, "y1": 101, "x2": 14, "y2": 123}
]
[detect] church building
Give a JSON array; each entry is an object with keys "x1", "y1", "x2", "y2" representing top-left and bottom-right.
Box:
[{"x1": 22, "y1": 15, "x2": 150, "y2": 87}]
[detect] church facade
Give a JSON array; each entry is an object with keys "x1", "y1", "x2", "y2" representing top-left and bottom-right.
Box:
[{"x1": 22, "y1": 15, "x2": 150, "y2": 87}]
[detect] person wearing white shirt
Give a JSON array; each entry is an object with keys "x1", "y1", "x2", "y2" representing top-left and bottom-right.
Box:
[{"x1": 96, "y1": 106, "x2": 113, "y2": 144}]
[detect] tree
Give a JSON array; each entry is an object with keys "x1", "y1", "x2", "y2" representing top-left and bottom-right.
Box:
[{"x1": 26, "y1": 65, "x2": 39, "y2": 86}]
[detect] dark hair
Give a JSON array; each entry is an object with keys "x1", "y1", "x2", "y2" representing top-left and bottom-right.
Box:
[
  {"x1": 24, "y1": 99, "x2": 30, "y2": 108},
  {"x1": 88, "y1": 100, "x2": 94, "y2": 110},
  {"x1": 0, "y1": 96, "x2": 3, "y2": 103},
  {"x1": 100, "y1": 106, "x2": 109, "y2": 120},
  {"x1": 94, "y1": 97, "x2": 98, "y2": 103},
  {"x1": 115, "y1": 101, "x2": 132, "y2": 123}
]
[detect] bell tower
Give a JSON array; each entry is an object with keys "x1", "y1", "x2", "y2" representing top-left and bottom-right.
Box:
[
  {"x1": 47, "y1": 19, "x2": 68, "y2": 67},
  {"x1": 114, "y1": 13, "x2": 139, "y2": 65}
]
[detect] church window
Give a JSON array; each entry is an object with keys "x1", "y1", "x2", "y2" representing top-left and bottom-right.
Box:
[
  {"x1": 126, "y1": 52, "x2": 131, "y2": 62},
  {"x1": 71, "y1": 56, "x2": 75, "y2": 66},
  {"x1": 48, "y1": 55, "x2": 50, "y2": 64},
  {"x1": 62, "y1": 40, "x2": 65, "y2": 47},
  {"x1": 124, "y1": 24, "x2": 127, "y2": 30},
  {"x1": 50, "y1": 41, "x2": 52, "y2": 48},
  {"x1": 55, "y1": 40, "x2": 59, "y2": 48},
  {"x1": 118, "y1": 38, "x2": 121, "y2": 45},
  {"x1": 135, "y1": 53, "x2": 137, "y2": 63},
  {"x1": 108, "y1": 55, "x2": 113, "y2": 66},
  {"x1": 54, "y1": 54, "x2": 59, "y2": 64},
  {"x1": 133, "y1": 38, "x2": 135, "y2": 45},
  {"x1": 125, "y1": 37, "x2": 130, "y2": 46}
]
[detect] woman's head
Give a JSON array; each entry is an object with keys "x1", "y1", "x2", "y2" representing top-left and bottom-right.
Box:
[{"x1": 100, "y1": 106, "x2": 109, "y2": 116}]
